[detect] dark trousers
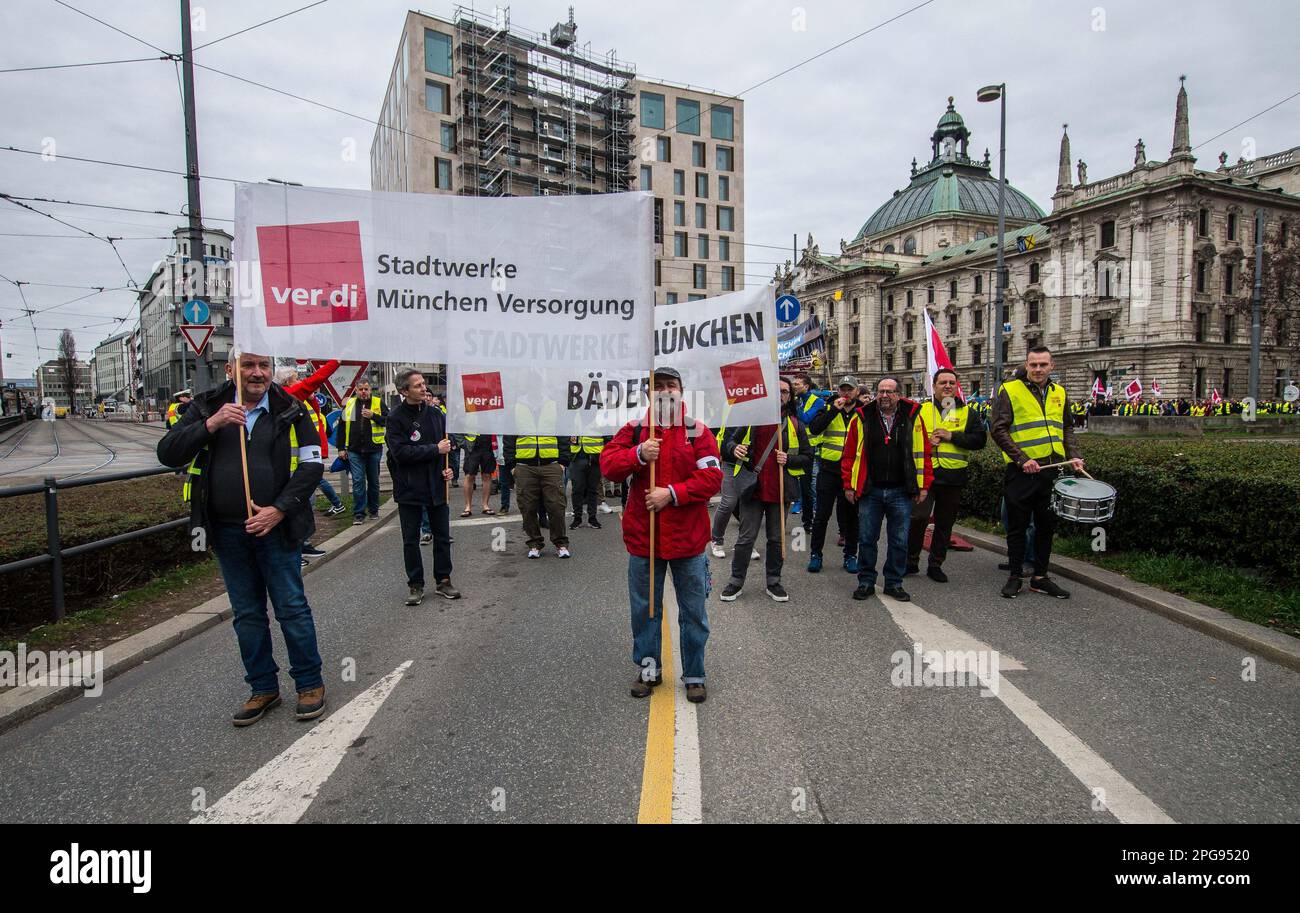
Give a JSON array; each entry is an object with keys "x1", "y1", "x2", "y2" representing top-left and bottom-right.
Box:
[
  {"x1": 798, "y1": 469, "x2": 814, "y2": 528},
  {"x1": 1004, "y1": 465, "x2": 1056, "y2": 577},
  {"x1": 398, "y1": 501, "x2": 452, "y2": 588},
  {"x1": 730, "y1": 496, "x2": 783, "y2": 586},
  {"x1": 569, "y1": 454, "x2": 602, "y2": 521},
  {"x1": 908, "y1": 483, "x2": 962, "y2": 569},
  {"x1": 516, "y1": 463, "x2": 568, "y2": 549},
  {"x1": 810, "y1": 458, "x2": 856, "y2": 558}
]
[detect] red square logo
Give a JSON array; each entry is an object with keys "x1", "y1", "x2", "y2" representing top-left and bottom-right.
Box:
[
  {"x1": 257, "y1": 221, "x2": 368, "y2": 327},
  {"x1": 463, "y1": 371, "x2": 505, "y2": 412},
  {"x1": 720, "y1": 357, "x2": 767, "y2": 405}
]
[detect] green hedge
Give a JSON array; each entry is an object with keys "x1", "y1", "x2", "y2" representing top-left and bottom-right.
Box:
[{"x1": 959, "y1": 438, "x2": 1300, "y2": 579}]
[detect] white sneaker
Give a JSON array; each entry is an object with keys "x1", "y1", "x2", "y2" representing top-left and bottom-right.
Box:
[
  {"x1": 557, "y1": 546, "x2": 571, "y2": 559},
  {"x1": 751, "y1": 548, "x2": 760, "y2": 561},
  {"x1": 527, "y1": 548, "x2": 542, "y2": 559},
  {"x1": 710, "y1": 541, "x2": 726, "y2": 558},
  {"x1": 599, "y1": 502, "x2": 613, "y2": 514}
]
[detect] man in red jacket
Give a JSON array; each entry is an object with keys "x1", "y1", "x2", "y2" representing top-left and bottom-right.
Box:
[{"x1": 601, "y1": 367, "x2": 723, "y2": 704}]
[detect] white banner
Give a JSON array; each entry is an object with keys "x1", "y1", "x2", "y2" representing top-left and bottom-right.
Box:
[
  {"x1": 231, "y1": 184, "x2": 654, "y2": 369},
  {"x1": 448, "y1": 284, "x2": 780, "y2": 435}
]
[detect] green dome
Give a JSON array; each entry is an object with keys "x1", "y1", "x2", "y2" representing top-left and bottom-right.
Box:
[{"x1": 855, "y1": 164, "x2": 1045, "y2": 240}]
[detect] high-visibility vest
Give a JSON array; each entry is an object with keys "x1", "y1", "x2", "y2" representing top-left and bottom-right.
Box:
[
  {"x1": 818, "y1": 411, "x2": 849, "y2": 462},
  {"x1": 515, "y1": 436, "x2": 560, "y2": 459},
  {"x1": 342, "y1": 395, "x2": 384, "y2": 447},
  {"x1": 1000, "y1": 379, "x2": 1066, "y2": 464},
  {"x1": 798, "y1": 393, "x2": 824, "y2": 448},
  {"x1": 732, "y1": 418, "x2": 804, "y2": 477},
  {"x1": 574, "y1": 436, "x2": 604, "y2": 455},
  {"x1": 184, "y1": 424, "x2": 298, "y2": 502},
  {"x1": 166, "y1": 403, "x2": 181, "y2": 427},
  {"x1": 913, "y1": 400, "x2": 971, "y2": 487}
]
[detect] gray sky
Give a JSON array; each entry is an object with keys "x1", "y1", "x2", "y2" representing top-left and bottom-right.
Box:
[{"x1": 2, "y1": 0, "x2": 1297, "y2": 380}]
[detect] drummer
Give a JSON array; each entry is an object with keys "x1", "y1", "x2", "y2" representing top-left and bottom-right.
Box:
[{"x1": 991, "y1": 346, "x2": 1083, "y2": 600}]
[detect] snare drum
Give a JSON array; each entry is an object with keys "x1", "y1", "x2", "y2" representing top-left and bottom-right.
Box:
[{"x1": 1050, "y1": 476, "x2": 1117, "y2": 523}]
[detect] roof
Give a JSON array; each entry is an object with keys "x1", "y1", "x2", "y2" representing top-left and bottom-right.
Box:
[
  {"x1": 918, "y1": 222, "x2": 1049, "y2": 268},
  {"x1": 856, "y1": 163, "x2": 1045, "y2": 240}
]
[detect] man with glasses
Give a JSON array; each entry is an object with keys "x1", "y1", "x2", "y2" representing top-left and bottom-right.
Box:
[{"x1": 841, "y1": 377, "x2": 922, "y2": 602}]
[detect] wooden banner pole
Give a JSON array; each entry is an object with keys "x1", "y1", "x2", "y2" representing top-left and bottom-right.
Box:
[{"x1": 233, "y1": 351, "x2": 253, "y2": 520}]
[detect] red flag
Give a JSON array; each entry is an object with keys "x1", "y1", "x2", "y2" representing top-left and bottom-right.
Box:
[
  {"x1": 1211, "y1": 388, "x2": 1222, "y2": 405},
  {"x1": 1091, "y1": 376, "x2": 1105, "y2": 398},
  {"x1": 1151, "y1": 380, "x2": 1162, "y2": 397},
  {"x1": 1124, "y1": 378, "x2": 1143, "y2": 401},
  {"x1": 923, "y1": 310, "x2": 963, "y2": 400}
]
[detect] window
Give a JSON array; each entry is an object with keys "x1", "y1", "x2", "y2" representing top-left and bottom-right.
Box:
[
  {"x1": 1225, "y1": 263, "x2": 1235, "y2": 295},
  {"x1": 1100, "y1": 220, "x2": 1116, "y2": 248},
  {"x1": 927, "y1": 285, "x2": 935, "y2": 303},
  {"x1": 673, "y1": 170, "x2": 685, "y2": 196},
  {"x1": 718, "y1": 236, "x2": 730, "y2": 261},
  {"x1": 950, "y1": 342, "x2": 961, "y2": 363},
  {"x1": 1198, "y1": 208, "x2": 1209, "y2": 237},
  {"x1": 1276, "y1": 369, "x2": 1289, "y2": 399},
  {"x1": 1223, "y1": 368, "x2": 1233, "y2": 396},
  {"x1": 424, "y1": 29, "x2": 452, "y2": 76},
  {"x1": 1277, "y1": 317, "x2": 1288, "y2": 344},
  {"x1": 886, "y1": 321, "x2": 895, "y2": 343},
  {"x1": 666, "y1": 292, "x2": 678, "y2": 304},
  {"x1": 973, "y1": 309, "x2": 983, "y2": 331},
  {"x1": 440, "y1": 123, "x2": 456, "y2": 153},
  {"x1": 828, "y1": 299, "x2": 835, "y2": 320},
  {"x1": 673, "y1": 232, "x2": 687, "y2": 256},
  {"x1": 716, "y1": 146, "x2": 734, "y2": 171},
  {"x1": 1195, "y1": 311, "x2": 1207, "y2": 342},
  {"x1": 1196, "y1": 260, "x2": 1207, "y2": 293},
  {"x1": 718, "y1": 175, "x2": 730, "y2": 201},
  {"x1": 905, "y1": 351, "x2": 914, "y2": 370},
  {"x1": 906, "y1": 319, "x2": 915, "y2": 341},
  {"x1": 641, "y1": 92, "x2": 666, "y2": 129},
  {"x1": 697, "y1": 235, "x2": 709, "y2": 259},
  {"x1": 851, "y1": 325, "x2": 860, "y2": 346},
  {"x1": 1002, "y1": 302, "x2": 1010, "y2": 324},
  {"x1": 1194, "y1": 367, "x2": 1206, "y2": 399},
  {"x1": 695, "y1": 203, "x2": 707, "y2": 228},
  {"x1": 972, "y1": 345, "x2": 982, "y2": 366},
  {"x1": 903, "y1": 236, "x2": 916, "y2": 255},
  {"x1": 717, "y1": 206, "x2": 734, "y2": 232},
  {"x1": 677, "y1": 98, "x2": 701, "y2": 134},
  {"x1": 653, "y1": 198, "x2": 663, "y2": 244},
  {"x1": 1098, "y1": 317, "x2": 1112, "y2": 348},
  {"x1": 424, "y1": 80, "x2": 449, "y2": 114},
  {"x1": 640, "y1": 165, "x2": 653, "y2": 191},
  {"x1": 1026, "y1": 336, "x2": 1039, "y2": 351},
  {"x1": 886, "y1": 294, "x2": 894, "y2": 312},
  {"x1": 974, "y1": 275, "x2": 982, "y2": 294},
  {"x1": 435, "y1": 157, "x2": 452, "y2": 189},
  {"x1": 886, "y1": 354, "x2": 895, "y2": 371},
  {"x1": 673, "y1": 201, "x2": 685, "y2": 227},
  {"x1": 656, "y1": 136, "x2": 671, "y2": 162},
  {"x1": 692, "y1": 142, "x2": 705, "y2": 167},
  {"x1": 655, "y1": 260, "x2": 661, "y2": 286},
  {"x1": 689, "y1": 294, "x2": 705, "y2": 301},
  {"x1": 1223, "y1": 314, "x2": 1235, "y2": 344},
  {"x1": 948, "y1": 313, "x2": 958, "y2": 335},
  {"x1": 1000, "y1": 267, "x2": 1009, "y2": 289},
  {"x1": 884, "y1": 244, "x2": 895, "y2": 253},
  {"x1": 1029, "y1": 262, "x2": 1040, "y2": 284},
  {"x1": 695, "y1": 173, "x2": 708, "y2": 198},
  {"x1": 711, "y1": 105, "x2": 734, "y2": 140},
  {"x1": 906, "y1": 290, "x2": 914, "y2": 308},
  {"x1": 852, "y1": 297, "x2": 859, "y2": 315},
  {"x1": 1227, "y1": 212, "x2": 1237, "y2": 241},
  {"x1": 1001, "y1": 340, "x2": 1009, "y2": 363},
  {"x1": 1028, "y1": 299, "x2": 1039, "y2": 325},
  {"x1": 721, "y1": 266, "x2": 735, "y2": 291},
  {"x1": 950, "y1": 280, "x2": 958, "y2": 298},
  {"x1": 693, "y1": 264, "x2": 706, "y2": 289}
]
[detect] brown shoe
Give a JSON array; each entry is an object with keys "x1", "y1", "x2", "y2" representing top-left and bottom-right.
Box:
[
  {"x1": 686, "y1": 683, "x2": 707, "y2": 703},
  {"x1": 232, "y1": 692, "x2": 281, "y2": 727},
  {"x1": 630, "y1": 672, "x2": 663, "y2": 698},
  {"x1": 295, "y1": 686, "x2": 326, "y2": 721}
]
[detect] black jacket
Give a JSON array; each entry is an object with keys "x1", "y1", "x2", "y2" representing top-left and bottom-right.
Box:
[
  {"x1": 808, "y1": 396, "x2": 858, "y2": 464},
  {"x1": 385, "y1": 399, "x2": 450, "y2": 505},
  {"x1": 156, "y1": 381, "x2": 322, "y2": 546},
  {"x1": 502, "y1": 435, "x2": 570, "y2": 469}
]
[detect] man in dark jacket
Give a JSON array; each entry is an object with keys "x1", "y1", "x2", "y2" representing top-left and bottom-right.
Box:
[
  {"x1": 157, "y1": 350, "x2": 326, "y2": 727},
  {"x1": 907, "y1": 368, "x2": 987, "y2": 583},
  {"x1": 386, "y1": 367, "x2": 460, "y2": 605},
  {"x1": 805, "y1": 376, "x2": 861, "y2": 574},
  {"x1": 719, "y1": 377, "x2": 813, "y2": 603},
  {"x1": 841, "y1": 376, "x2": 921, "y2": 602}
]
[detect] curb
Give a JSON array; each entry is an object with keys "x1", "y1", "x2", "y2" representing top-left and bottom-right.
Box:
[
  {"x1": 0, "y1": 501, "x2": 400, "y2": 736},
  {"x1": 951, "y1": 523, "x2": 1300, "y2": 673}
]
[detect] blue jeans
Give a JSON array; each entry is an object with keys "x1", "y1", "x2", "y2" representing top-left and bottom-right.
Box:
[
  {"x1": 497, "y1": 461, "x2": 512, "y2": 511},
  {"x1": 1001, "y1": 496, "x2": 1038, "y2": 568},
  {"x1": 317, "y1": 476, "x2": 343, "y2": 510},
  {"x1": 856, "y1": 486, "x2": 912, "y2": 589},
  {"x1": 348, "y1": 450, "x2": 382, "y2": 518},
  {"x1": 629, "y1": 553, "x2": 710, "y2": 684},
  {"x1": 211, "y1": 523, "x2": 323, "y2": 695}
]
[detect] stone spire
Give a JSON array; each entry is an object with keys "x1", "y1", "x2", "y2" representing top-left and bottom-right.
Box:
[
  {"x1": 1171, "y1": 75, "x2": 1192, "y2": 159},
  {"x1": 1056, "y1": 124, "x2": 1072, "y2": 191}
]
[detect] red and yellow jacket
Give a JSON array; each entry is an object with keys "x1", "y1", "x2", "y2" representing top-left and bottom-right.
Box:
[{"x1": 840, "y1": 397, "x2": 922, "y2": 498}]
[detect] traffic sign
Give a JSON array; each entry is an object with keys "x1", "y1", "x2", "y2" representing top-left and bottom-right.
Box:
[
  {"x1": 180, "y1": 324, "x2": 214, "y2": 356},
  {"x1": 775, "y1": 294, "x2": 801, "y2": 323},
  {"x1": 1285, "y1": 384, "x2": 1299, "y2": 403},
  {"x1": 183, "y1": 299, "x2": 210, "y2": 325},
  {"x1": 304, "y1": 360, "x2": 370, "y2": 408}
]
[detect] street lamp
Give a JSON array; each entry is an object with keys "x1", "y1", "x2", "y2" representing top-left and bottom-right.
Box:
[{"x1": 978, "y1": 83, "x2": 1006, "y2": 393}]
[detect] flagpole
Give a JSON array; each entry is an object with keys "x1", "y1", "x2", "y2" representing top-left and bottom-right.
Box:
[
  {"x1": 232, "y1": 349, "x2": 253, "y2": 520},
  {"x1": 648, "y1": 369, "x2": 656, "y2": 620}
]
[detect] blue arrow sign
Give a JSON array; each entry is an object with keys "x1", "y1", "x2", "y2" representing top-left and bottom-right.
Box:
[
  {"x1": 183, "y1": 299, "x2": 210, "y2": 325},
  {"x1": 775, "y1": 294, "x2": 801, "y2": 324}
]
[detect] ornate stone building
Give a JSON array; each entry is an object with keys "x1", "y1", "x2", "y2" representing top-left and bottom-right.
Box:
[{"x1": 794, "y1": 81, "x2": 1300, "y2": 400}]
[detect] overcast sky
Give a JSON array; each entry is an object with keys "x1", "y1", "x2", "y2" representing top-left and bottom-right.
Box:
[{"x1": 2, "y1": 0, "x2": 1297, "y2": 380}]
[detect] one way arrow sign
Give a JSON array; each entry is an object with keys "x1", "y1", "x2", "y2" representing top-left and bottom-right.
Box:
[{"x1": 180, "y1": 324, "x2": 214, "y2": 356}]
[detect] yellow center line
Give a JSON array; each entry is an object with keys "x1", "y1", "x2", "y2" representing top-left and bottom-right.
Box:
[{"x1": 636, "y1": 608, "x2": 675, "y2": 824}]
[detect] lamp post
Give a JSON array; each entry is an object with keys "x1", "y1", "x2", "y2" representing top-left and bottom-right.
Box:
[{"x1": 978, "y1": 83, "x2": 1006, "y2": 393}]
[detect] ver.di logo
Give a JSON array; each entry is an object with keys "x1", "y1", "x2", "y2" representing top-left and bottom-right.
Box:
[{"x1": 256, "y1": 220, "x2": 369, "y2": 327}]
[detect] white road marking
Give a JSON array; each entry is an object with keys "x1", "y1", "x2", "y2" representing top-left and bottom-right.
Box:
[
  {"x1": 877, "y1": 593, "x2": 1175, "y2": 824},
  {"x1": 191, "y1": 661, "x2": 413, "y2": 824},
  {"x1": 666, "y1": 575, "x2": 703, "y2": 824},
  {"x1": 451, "y1": 514, "x2": 523, "y2": 527}
]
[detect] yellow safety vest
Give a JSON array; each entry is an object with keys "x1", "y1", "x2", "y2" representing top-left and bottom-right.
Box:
[
  {"x1": 1001, "y1": 379, "x2": 1066, "y2": 464},
  {"x1": 913, "y1": 400, "x2": 971, "y2": 487},
  {"x1": 166, "y1": 403, "x2": 181, "y2": 427},
  {"x1": 574, "y1": 436, "x2": 604, "y2": 455},
  {"x1": 799, "y1": 393, "x2": 824, "y2": 448},
  {"x1": 515, "y1": 436, "x2": 560, "y2": 459},
  {"x1": 185, "y1": 424, "x2": 298, "y2": 502},
  {"x1": 818, "y1": 411, "x2": 849, "y2": 462},
  {"x1": 342, "y1": 395, "x2": 384, "y2": 447},
  {"x1": 732, "y1": 418, "x2": 804, "y2": 477}
]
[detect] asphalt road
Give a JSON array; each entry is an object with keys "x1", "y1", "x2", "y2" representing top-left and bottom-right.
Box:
[
  {"x1": 0, "y1": 418, "x2": 166, "y2": 486},
  {"x1": 0, "y1": 504, "x2": 1296, "y2": 823}
]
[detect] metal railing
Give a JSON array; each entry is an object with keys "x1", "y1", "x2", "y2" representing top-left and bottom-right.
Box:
[{"x1": 0, "y1": 465, "x2": 187, "y2": 623}]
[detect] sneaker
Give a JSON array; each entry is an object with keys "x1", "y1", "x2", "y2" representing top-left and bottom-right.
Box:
[
  {"x1": 557, "y1": 546, "x2": 572, "y2": 559},
  {"x1": 527, "y1": 548, "x2": 542, "y2": 559},
  {"x1": 630, "y1": 672, "x2": 663, "y2": 699},
  {"x1": 232, "y1": 692, "x2": 281, "y2": 727},
  {"x1": 435, "y1": 579, "x2": 462, "y2": 600},
  {"x1": 843, "y1": 555, "x2": 859, "y2": 574},
  {"x1": 710, "y1": 541, "x2": 726, "y2": 558},
  {"x1": 571, "y1": 515, "x2": 584, "y2": 529},
  {"x1": 588, "y1": 517, "x2": 602, "y2": 529},
  {"x1": 1029, "y1": 576, "x2": 1070, "y2": 599},
  {"x1": 720, "y1": 582, "x2": 743, "y2": 601},
  {"x1": 927, "y1": 566, "x2": 948, "y2": 583},
  {"x1": 353, "y1": 517, "x2": 364, "y2": 526},
  {"x1": 882, "y1": 586, "x2": 911, "y2": 602},
  {"x1": 765, "y1": 583, "x2": 789, "y2": 602},
  {"x1": 499, "y1": 506, "x2": 510, "y2": 516},
  {"x1": 369, "y1": 513, "x2": 380, "y2": 521},
  {"x1": 790, "y1": 500, "x2": 802, "y2": 515},
  {"x1": 685, "y1": 683, "x2": 707, "y2": 704},
  {"x1": 302, "y1": 544, "x2": 326, "y2": 557},
  {"x1": 325, "y1": 504, "x2": 345, "y2": 516},
  {"x1": 1001, "y1": 576, "x2": 1022, "y2": 599},
  {"x1": 419, "y1": 532, "x2": 432, "y2": 544},
  {"x1": 852, "y1": 585, "x2": 875, "y2": 600},
  {"x1": 405, "y1": 585, "x2": 424, "y2": 606},
  {"x1": 807, "y1": 553, "x2": 823, "y2": 573},
  {"x1": 599, "y1": 502, "x2": 613, "y2": 514},
  {"x1": 750, "y1": 548, "x2": 760, "y2": 561},
  {"x1": 301, "y1": 557, "x2": 310, "y2": 568},
  {"x1": 295, "y1": 686, "x2": 326, "y2": 721},
  {"x1": 904, "y1": 563, "x2": 920, "y2": 576}
]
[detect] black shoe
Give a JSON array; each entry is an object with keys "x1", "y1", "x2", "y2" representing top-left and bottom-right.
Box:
[
  {"x1": 302, "y1": 544, "x2": 326, "y2": 557},
  {"x1": 720, "y1": 582, "x2": 742, "y2": 601},
  {"x1": 883, "y1": 586, "x2": 911, "y2": 602},
  {"x1": 353, "y1": 517, "x2": 364, "y2": 526},
  {"x1": 926, "y1": 566, "x2": 948, "y2": 583},
  {"x1": 904, "y1": 564, "x2": 920, "y2": 576},
  {"x1": 571, "y1": 515, "x2": 584, "y2": 529},
  {"x1": 630, "y1": 672, "x2": 663, "y2": 698},
  {"x1": 765, "y1": 583, "x2": 789, "y2": 602},
  {"x1": 435, "y1": 579, "x2": 462, "y2": 600},
  {"x1": 852, "y1": 585, "x2": 875, "y2": 600},
  {"x1": 1029, "y1": 576, "x2": 1070, "y2": 599},
  {"x1": 588, "y1": 517, "x2": 602, "y2": 529},
  {"x1": 685, "y1": 683, "x2": 707, "y2": 703},
  {"x1": 1001, "y1": 576, "x2": 1022, "y2": 599}
]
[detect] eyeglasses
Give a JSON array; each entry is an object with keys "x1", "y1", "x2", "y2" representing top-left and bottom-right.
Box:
[{"x1": 877, "y1": 390, "x2": 898, "y2": 396}]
